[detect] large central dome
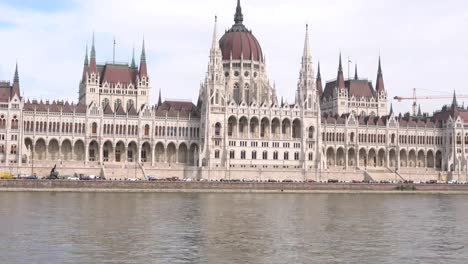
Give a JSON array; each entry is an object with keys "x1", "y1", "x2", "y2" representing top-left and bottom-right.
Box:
[{"x1": 219, "y1": 0, "x2": 263, "y2": 62}]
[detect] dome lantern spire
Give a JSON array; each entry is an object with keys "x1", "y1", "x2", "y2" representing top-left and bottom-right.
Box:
[{"x1": 234, "y1": 0, "x2": 243, "y2": 25}]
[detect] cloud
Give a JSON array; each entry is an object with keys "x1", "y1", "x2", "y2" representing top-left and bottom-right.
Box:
[{"x1": 0, "y1": 0, "x2": 467, "y2": 114}]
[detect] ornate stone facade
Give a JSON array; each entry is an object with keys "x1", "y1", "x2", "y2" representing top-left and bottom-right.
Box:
[{"x1": 0, "y1": 0, "x2": 466, "y2": 182}]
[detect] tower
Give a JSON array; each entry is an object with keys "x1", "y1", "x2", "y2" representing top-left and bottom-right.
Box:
[{"x1": 78, "y1": 34, "x2": 151, "y2": 110}]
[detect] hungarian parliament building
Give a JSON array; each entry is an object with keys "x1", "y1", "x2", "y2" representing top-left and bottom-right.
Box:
[{"x1": 1, "y1": 1, "x2": 466, "y2": 182}]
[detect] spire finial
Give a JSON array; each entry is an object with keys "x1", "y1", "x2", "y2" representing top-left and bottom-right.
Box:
[
  {"x1": 303, "y1": 24, "x2": 310, "y2": 59},
  {"x1": 389, "y1": 103, "x2": 394, "y2": 115},
  {"x1": 14, "y1": 61, "x2": 19, "y2": 82},
  {"x1": 84, "y1": 44, "x2": 89, "y2": 65},
  {"x1": 354, "y1": 63, "x2": 358, "y2": 80},
  {"x1": 91, "y1": 31, "x2": 96, "y2": 58},
  {"x1": 158, "y1": 89, "x2": 162, "y2": 105},
  {"x1": 317, "y1": 61, "x2": 321, "y2": 80},
  {"x1": 452, "y1": 90, "x2": 458, "y2": 108},
  {"x1": 234, "y1": 0, "x2": 244, "y2": 24},
  {"x1": 212, "y1": 15, "x2": 219, "y2": 49},
  {"x1": 378, "y1": 55, "x2": 382, "y2": 74},
  {"x1": 131, "y1": 45, "x2": 136, "y2": 68},
  {"x1": 141, "y1": 37, "x2": 146, "y2": 61},
  {"x1": 338, "y1": 52, "x2": 343, "y2": 71}
]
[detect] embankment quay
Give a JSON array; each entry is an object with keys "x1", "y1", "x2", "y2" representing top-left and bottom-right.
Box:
[{"x1": 2, "y1": 180, "x2": 468, "y2": 193}]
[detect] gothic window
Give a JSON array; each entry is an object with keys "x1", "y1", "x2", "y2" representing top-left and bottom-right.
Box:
[
  {"x1": 284, "y1": 152, "x2": 289, "y2": 160},
  {"x1": 308, "y1": 152, "x2": 313, "y2": 161},
  {"x1": 215, "y1": 123, "x2": 221, "y2": 136},
  {"x1": 262, "y1": 151, "x2": 268, "y2": 160},
  {"x1": 252, "y1": 151, "x2": 257, "y2": 160},
  {"x1": 127, "y1": 99, "x2": 134, "y2": 110},
  {"x1": 91, "y1": 122, "x2": 97, "y2": 134},
  {"x1": 0, "y1": 115, "x2": 6, "y2": 129},
  {"x1": 273, "y1": 151, "x2": 279, "y2": 160},
  {"x1": 241, "y1": 151, "x2": 246, "y2": 159},
  {"x1": 294, "y1": 152, "x2": 299, "y2": 161},
  {"x1": 229, "y1": 150, "x2": 235, "y2": 159},
  {"x1": 102, "y1": 98, "x2": 110, "y2": 108},
  {"x1": 215, "y1": 150, "x2": 220, "y2": 159},
  {"x1": 308, "y1": 126, "x2": 315, "y2": 139}
]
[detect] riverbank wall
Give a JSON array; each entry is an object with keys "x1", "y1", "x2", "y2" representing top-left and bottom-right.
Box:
[{"x1": 2, "y1": 180, "x2": 468, "y2": 193}]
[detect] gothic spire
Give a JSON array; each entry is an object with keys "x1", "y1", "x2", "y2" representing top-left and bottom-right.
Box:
[
  {"x1": 139, "y1": 38, "x2": 148, "y2": 78},
  {"x1": 84, "y1": 44, "x2": 89, "y2": 65},
  {"x1": 376, "y1": 56, "x2": 385, "y2": 92},
  {"x1": 234, "y1": 0, "x2": 243, "y2": 25},
  {"x1": 337, "y1": 53, "x2": 345, "y2": 89},
  {"x1": 131, "y1": 46, "x2": 136, "y2": 68},
  {"x1": 302, "y1": 24, "x2": 311, "y2": 59},
  {"x1": 158, "y1": 89, "x2": 162, "y2": 105},
  {"x1": 389, "y1": 103, "x2": 394, "y2": 115},
  {"x1": 452, "y1": 90, "x2": 458, "y2": 108},
  {"x1": 89, "y1": 32, "x2": 97, "y2": 73},
  {"x1": 316, "y1": 61, "x2": 323, "y2": 97},
  {"x1": 354, "y1": 64, "x2": 358, "y2": 80},
  {"x1": 212, "y1": 15, "x2": 219, "y2": 50},
  {"x1": 14, "y1": 62, "x2": 19, "y2": 83},
  {"x1": 12, "y1": 62, "x2": 20, "y2": 97}
]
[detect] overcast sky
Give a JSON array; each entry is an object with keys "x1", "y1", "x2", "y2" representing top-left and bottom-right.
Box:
[{"x1": 0, "y1": 0, "x2": 467, "y2": 114}]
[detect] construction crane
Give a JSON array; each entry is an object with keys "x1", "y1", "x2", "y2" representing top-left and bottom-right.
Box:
[{"x1": 393, "y1": 88, "x2": 468, "y2": 115}]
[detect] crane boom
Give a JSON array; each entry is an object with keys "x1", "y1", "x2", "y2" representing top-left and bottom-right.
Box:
[{"x1": 394, "y1": 95, "x2": 468, "y2": 102}]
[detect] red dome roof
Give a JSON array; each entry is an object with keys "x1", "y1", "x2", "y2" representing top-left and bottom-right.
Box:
[
  {"x1": 219, "y1": 29, "x2": 263, "y2": 62},
  {"x1": 219, "y1": 0, "x2": 263, "y2": 62}
]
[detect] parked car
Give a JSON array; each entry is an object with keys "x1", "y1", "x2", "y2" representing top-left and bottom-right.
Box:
[
  {"x1": 67, "y1": 176, "x2": 79, "y2": 181},
  {"x1": 147, "y1": 176, "x2": 158, "y2": 181},
  {"x1": 0, "y1": 172, "x2": 14, "y2": 179},
  {"x1": 127, "y1": 178, "x2": 138, "y2": 181}
]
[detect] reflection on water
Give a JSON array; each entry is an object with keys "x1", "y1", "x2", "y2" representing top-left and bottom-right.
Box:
[{"x1": 0, "y1": 193, "x2": 467, "y2": 264}]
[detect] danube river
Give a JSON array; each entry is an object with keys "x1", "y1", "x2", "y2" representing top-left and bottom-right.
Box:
[{"x1": 0, "y1": 192, "x2": 467, "y2": 263}]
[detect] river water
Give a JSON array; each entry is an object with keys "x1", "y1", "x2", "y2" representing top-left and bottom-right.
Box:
[{"x1": 0, "y1": 192, "x2": 467, "y2": 264}]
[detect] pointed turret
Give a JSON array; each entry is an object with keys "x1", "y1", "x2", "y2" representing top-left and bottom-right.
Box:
[
  {"x1": 212, "y1": 16, "x2": 219, "y2": 50},
  {"x1": 354, "y1": 64, "x2": 358, "y2": 80},
  {"x1": 11, "y1": 62, "x2": 21, "y2": 98},
  {"x1": 234, "y1": 0, "x2": 243, "y2": 25},
  {"x1": 89, "y1": 33, "x2": 97, "y2": 74},
  {"x1": 337, "y1": 53, "x2": 345, "y2": 89},
  {"x1": 375, "y1": 56, "x2": 385, "y2": 92},
  {"x1": 452, "y1": 90, "x2": 458, "y2": 108},
  {"x1": 139, "y1": 38, "x2": 148, "y2": 78},
  {"x1": 302, "y1": 24, "x2": 311, "y2": 60},
  {"x1": 389, "y1": 103, "x2": 394, "y2": 115},
  {"x1": 131, "y1": 46, "x2": 136, "y2": 68},
  {"x1": 417, "y1": 104, "x2": 422, "y2": 117},
  {"x1": 84, "y1": 44, "x2": 89, "y2": 65},
  {"x1": 158, "y1": 89, "x2": 162, "y2": 106},
  {"x1": 316, "y1": 62, "x2": 323, "y2": 97}
]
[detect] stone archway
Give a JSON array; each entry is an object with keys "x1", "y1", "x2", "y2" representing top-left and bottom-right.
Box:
[
  {"x1": 48, "y1": 139, "x2": 59, "y2": 160},
  {"x1": 427, "y1": 150, "x2": 435, "y2": 168},
  {"x1": 359, "y1": 148, "x2": 367, "y2": 167},
  {"x1": 408, "y1": 150, "x2": 417, "y2": 167},
  {"x1": 368, "y1": 149, "x2": 377, "y2": 167},
  {"x1": 61, "y1": 140, "x2": 72, "y2": 161},
  {"x1": 348, "y1": 148, "x2": 356, "y2": 167},
  {"x1": 400, "y1": 149, "x2": 407, "y2": 167},
  {"x1": 115, "y1": 141, "x2": 126, "y2": 162},
  {"x1": 127, "y1": 142, "x2": 138, "y2": 162},
  {"x1": 88, "y1": 140, "x2": 99, "y2": 162},
  {"x1": 141, "y1": 142, "x2": 151, "y2": 163},
  {"x1": 271, "y1": 118, "x2": 281, "y2": 139},
  {"x1": 377, "y1": 149, "x2": 386, "y2": 167},
  {"x1": 417, "y1": 150, "x2": 425, "y2": 168},
  {"x1": 103, "y1": 141, "x2": 113, "y2": 162},
  {"x1": 74, "y1": 140, "x2": 85, "y2": 161},
  {"x1": 166, "y1": 143, "x2": 177, "y2": 163},
  {"x1": 326, "y1": 147, "x2": 335, "y2": 167},
  {"x1": 389, "y1": 149, "x2": 397, "y2": 168},
  {"x1": 336, "y1": 148, "x2": 345, "y2": 167},
  {"x1": 178, "y1": 143, "x2": 188, "y2": 163},
  {"x1": 155, "y1": 142, "x2": 165, "y2": 162},
  {"x1": 189, "y1": 143, "x2": 199, "y2": 166}
]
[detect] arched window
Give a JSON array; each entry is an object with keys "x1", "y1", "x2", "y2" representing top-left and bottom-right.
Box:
[
  {"x1": 92, "y1": 122, "x2": 98, "y2": 134},
  {"x1": 0, "y1": 115, "x2": 5, "y2": 129},
  {"x1": 144, "y1": 124, "x2": 150, "y2": 136},
  {"x1": 252, "y1": 151, "x2": 257, "y2": 160},
  {"x1": 215, "y1": 123, "x2": 221, "y2": 136},
  {"x1": 308, "y1": 126, "x2": 315, "y2": 139},
  {"x1": 127, "y1": 99, "x2": 134, "y2": 110},
  {"x1": 283, "y1": 152, "x2": 289, "y2": 160},
  {"x1": 11, "y1": 116, "x2": 18, "y2": 129}
]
